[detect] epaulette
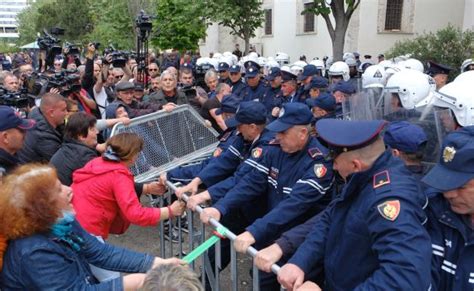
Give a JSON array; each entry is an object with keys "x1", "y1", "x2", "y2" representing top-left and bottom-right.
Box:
[
  {"x1": 373, "y1": 170, "x2": 391, "y2": 190},
  {"x1": 308, "y1": 147, "x2": 323, "y2": 159},
  {"x1": 219, "y1": 130, "x2": 233, "y2": 142},
  {"x1": 269, "y1": 139, "x2": 280, "y2": 145}
]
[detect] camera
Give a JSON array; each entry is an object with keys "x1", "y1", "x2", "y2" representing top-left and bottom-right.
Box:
[
  {"x1": 64, "y1": 42, "x2": 80, "y2": 56},
  {"x1": 37, "y1": 28, "x2": 65, "y2": 68},
  {"x1": 110, "y1": 51, "x2": 129, "y2": 68},
  {"x1": 0, "y1": 87, "x2": 34, "y2": 110},
  {"x1": 135, "y1": 10, "x2": 153, "y2": 34}
]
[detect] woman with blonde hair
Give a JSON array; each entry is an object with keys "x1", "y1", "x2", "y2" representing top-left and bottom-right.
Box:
[
  {"x1": 72, "y1": 132, "x2": 185, "y2": 239},
  {"x1": 0, "y1": 164, "x2": 182, "y2": 289}
]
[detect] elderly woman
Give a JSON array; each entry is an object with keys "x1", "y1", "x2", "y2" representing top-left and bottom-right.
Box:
[
  {"x1": 146, "y1": 70, "x2": 188, "y2": 112},
  {"x1": 71, "y1": 132, "x2": 186, "y2": 239},
  {"x1": 0, "y1": 164, "x2": 182, "y2": 290}
]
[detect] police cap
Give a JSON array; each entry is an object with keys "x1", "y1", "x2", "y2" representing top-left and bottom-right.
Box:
[
  {"x1": 308, "y1": 76, "x2": 329, "y2": 89},
  {"x1": 422, "y1": 126, "x2": 474, "y2": 191},
  {"x1": 297, "y1": 64, "x2": 318, "y2": 81},
  {"x1": 229, "y1": 64, "x2": 241, "y2": 73},
  {"x1": 333, "y1": 81, "x2": 356, "y2": 94},
  {"x1": 265, "y1": 67, "x2": 281, "y2": 81},
  {"x1": 306, "y1": 93, "x2": 336, "y2": 112},
  {"x1": 225, "y1": 101, "x2": 267, "y2": 128},
  {"x1": 266, "y1": 102, "x2": 313, "y2": 132},
  {"x1": 427, "y1": 61, "x2": 452, "y2": 76},
  {"x1": 218, "y1": 62, "x2": 230, "y2": 72},
  {"x1": 216, "y1": 94, "x2": 240, "y2": 115},
  {"x1": 383, "y1": 121, "x2": 427, "y2": 153},
  {"x1": 280, "y1": 70, "x2": 297, "y2": 83},
  {"x1": 316, "y1": 119, "x2": 386, "y2": 157}
]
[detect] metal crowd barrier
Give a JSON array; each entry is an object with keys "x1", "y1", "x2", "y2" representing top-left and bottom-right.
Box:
[
  {"x1": 145, "y1": 180, "x2": 282, "y2": 291},
  {"x1": 110, "y1": 105, "x2": 219, "y2": 183}
]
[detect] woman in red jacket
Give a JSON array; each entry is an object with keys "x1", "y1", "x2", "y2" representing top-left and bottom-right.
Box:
[{"x1": 72, "y1": 132, "x2": 185, "y2": 239}]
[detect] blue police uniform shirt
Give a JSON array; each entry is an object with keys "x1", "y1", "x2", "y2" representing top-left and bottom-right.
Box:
[
  {"x1": 166, "y1": 128, "x2": 238, "y2": 184},
  {"x1": 219, "y1": 77, "x2": 232, "y2": 86},
  {"x1": 288, "y1": 150, "x2": 432, "y2": 290},
  {"x1": 260, "y1": 85, "x2": 282, "y2": 120},
  {"x1": 239, "y1": 80, "x2": 267, "y2": 102},
  {"x1": 231, "y1": 80, "x2": 246, "y2": 97},
  {"x1": 213, "y1": 136, "x2": 334, "y2": 246},
  {"x1": 426, "y1": 193, "x2": 474, "y2": 291}
]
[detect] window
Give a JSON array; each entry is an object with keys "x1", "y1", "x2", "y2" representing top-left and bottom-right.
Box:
[
  {"x1": 303, "y1": 2, "x2": 315, "y2": 32},
  {"x1": 384, "y1": 0, "x2": 403, "y2": 30},
  {"x1": 264, "y1": 9, "x2": 272, "y2": 35}
]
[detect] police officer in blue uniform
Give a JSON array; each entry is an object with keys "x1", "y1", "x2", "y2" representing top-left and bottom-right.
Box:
[
  {"x1": 162, "y1": 94, "x2": 241, "y2": 185},
  {"x1": 297, "y1": 64, "x2": 318, "y2": 102},
  {"x1": 278, "y1": 70, "x2": 300, "y2": 104},
  {"x1": 200, "y1": 103, "x2": 334, "y2": 290},
  {"x1": 229, "y1": 64, "x2": 245, "y2": 96},
  {"x1": 384, "y1": 121, "x2": 428, "y2": 182},
  {"x1": 332, "y1": 80, "x2": 356, "y2": 118},
  {"x1": 239, "y1": 60, "x2": 267, "y2": 102},
  {"x1": 260, "y1": 67, "x2": 283, "y2": 121},
  {"x1": 422, "y1": 126, "x2": 474, "y2": 291},
  {"x1": 218, "y1": 62, "x2": 232, "y2": 86},
  {"x1": 306, "y1": 92, "x2": 338, "y2": 123},
  {"x1": 306, "y1": 76, "x2": 329, "y2": 100},
  {"x1": 278, "y1": 118, "x2": 432, "y2": 290}
]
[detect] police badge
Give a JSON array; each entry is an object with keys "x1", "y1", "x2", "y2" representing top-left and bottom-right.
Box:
[
  {"x1": 443, "y1": 146, "x2": 456, "y2": 163},
  {"x1": 314, "y1": 164, "x2": 327, "y2": 178}
]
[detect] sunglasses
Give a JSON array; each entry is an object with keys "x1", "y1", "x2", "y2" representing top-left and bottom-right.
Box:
[
  {"x1": 115, "y1": 75, "x2": 124, "y2": 79},
  {"x1": 148, "y1": 69, "x2": 158, "y2": 71}
]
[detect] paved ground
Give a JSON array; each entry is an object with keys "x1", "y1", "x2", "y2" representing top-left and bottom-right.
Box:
[{"x1": 107, "y1": 197, "x2": 255, "y2": 290}]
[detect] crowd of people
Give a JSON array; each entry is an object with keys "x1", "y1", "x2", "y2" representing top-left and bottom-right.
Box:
[{"x1": 0, "y1": 40, "x2": 473, "y2": 290}]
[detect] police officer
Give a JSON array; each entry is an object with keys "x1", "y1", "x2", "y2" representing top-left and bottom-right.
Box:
[
  {"x1": 228, "y1": 64, "x2": 245, "y2": 96},
  {"x1": 218, "y1": 61, "x2": 232, "y2": 85},
  {"x1": 427, "y1": 60, "x2": 452, "y2": 90},
  {"x1": 332, "y1": 81, "x2": 356, "y2": 118},
  {"x1": 278, "y1": 70, "x2": 300, "y2": 106},
  {"x1": 306, "y1": 76, "x2": 329, "y2": 100},
  {"x1": 261, "y1": 67, "x2": 283, "y2": 121},
  {"x1": 297, "y1": 64, "x2": 318, "y2": 102},
  {"x1": 200, "y1": 103, "x2": 334, "y2": 290},
  {"x1": 384, "y1": 121, "x2": 428, "y2": 181},
  {"x1": 278, "y1": 119, "x2": 431, "y2": 290},
  {"x1": 0, "y1": 106, "x2": 35, "y2": 176},
  {"x1": 422, "y1": 127, "x2": 474, "y2": 290},
  {"x1": 161, "y1": 94, "x2": 241, "y2": 185},
  {"x1": 306, "y1": 93, "x2": 337, "y2": 122},
  {"x1": 239, "y1": 60, "x2": 267, "y2": 102}
]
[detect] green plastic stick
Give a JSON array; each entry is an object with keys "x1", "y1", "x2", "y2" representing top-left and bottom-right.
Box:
[{"x1": 182, "y1": 225, "x2": 229, "y2": 264}]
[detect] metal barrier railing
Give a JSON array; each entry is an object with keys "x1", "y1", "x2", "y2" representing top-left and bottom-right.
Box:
[
  {"x1": 110, "y1": 105, "x2": 219, "y2": 183},
  {"x1": 145, "y1": 180, "x2": 282, "y2": 291}
]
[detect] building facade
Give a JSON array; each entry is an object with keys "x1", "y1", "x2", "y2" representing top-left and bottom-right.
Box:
[
  {"x1": 0, "y1": 0, "x2": 32, "y2": 39},
  {"x1": 199, "y1": 0, "x2": 471, "y2": 63}
]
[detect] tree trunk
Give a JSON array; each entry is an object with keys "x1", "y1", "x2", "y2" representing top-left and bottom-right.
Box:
[
  {"x1": 332, "y1": 27, "x2": 346, "y2": 61},
  {"x1": 244, "y1": 37, "x2": 250, "y2": 55}
]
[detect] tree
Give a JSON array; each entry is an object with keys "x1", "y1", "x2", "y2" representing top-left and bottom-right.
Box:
[
  {"x1": 304, "y1": 0, "x2": 361, "y2": 61},
  {"x1": 386, "y1": 25, "x2": 474, "y2": 79},
  {"x1": 207, "y1": 0, "x2": 264, "y2": 55},
  {"x1": 152, "y1": 0, "x2": 208, "y2": 51}
]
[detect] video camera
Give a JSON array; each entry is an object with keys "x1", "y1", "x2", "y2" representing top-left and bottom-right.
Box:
[
  {"x1": 103, "y1": 45, "x2": 130, "y2": 68},
  {"x1": 24, "y1": 70, "x2": 81, "y2": 97},
  {"x1": 0, "y1": 86, "x2": 35, "y2": 111},
  {"x1": 64, "y1": 42, "x2": 81, "y2": 57},
  {"x1": 135, "y1": 10, "x2": 153, "y2": 35},
  {"x1": 37, "y1": 27, "x2": 65, "y2": 68}
]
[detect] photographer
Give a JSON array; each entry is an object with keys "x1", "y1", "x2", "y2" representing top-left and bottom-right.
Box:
[{"x1": 2, "y1": 73, "x2": 19, "y2": 92}]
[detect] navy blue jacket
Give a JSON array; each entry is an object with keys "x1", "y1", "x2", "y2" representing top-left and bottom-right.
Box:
[
  {"x1": 231, "y1": 80, "x2": 246, "y2": 97},
  {"x1": 0, "y1": 219, "x2": 153, "y2": 290},
  {"x1": 167, "y1": 128, "x2": 238, "y2": 184},
  {"x1": 0, "y1": 148, "x2": 19, "y2": 175},
  {"x1": 208, "y1": 129, "x2": 275, "y2": 203},
  {"x1": 426, "y1": 193, "x2": 474, "y2": 291},
  {"x1": 213, "y1": 136, "x2": 334, "y2": 246},
  {"x1": 260, "y1": 86, "x2": 282, "y2": 121},
  {"x1": 288, "y1": 151, "x2": 432, "y2": 290},
  {"x1": 239, "y1": 81, "x2": 267, "y2": 102}
]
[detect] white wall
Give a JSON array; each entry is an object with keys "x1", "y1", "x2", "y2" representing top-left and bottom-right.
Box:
[{"x1": 463, "y1": 0, "x2": 473, "y2": 31}]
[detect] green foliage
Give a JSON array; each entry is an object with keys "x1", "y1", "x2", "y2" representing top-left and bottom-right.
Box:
[
  {"x1": 208, "y1": 0, "x2": 264, "y2": 46},
  {"x1": 86, "y1": 0, "x2": 135, "y2": 49},
  {"x1": 386, "y1": 25, "x2": 474, "y2": 77},
  {"x1": 152, "y1": 0, "x2": 208, "y2": 51}
]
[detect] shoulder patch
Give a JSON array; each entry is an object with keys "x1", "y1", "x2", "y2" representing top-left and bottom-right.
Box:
[
  {"x1": 373, "y1": 170, "x2": 390, "y2": 189},
  {"x1": 219, "y1": 131, "x2": 232, "y2": 142},
  {"x1": 377, "y1": 200, "x2": 400, "y2": 221},
  {"x1": 252, "y1": 147, "x2": 263, "y2": 159},
  {"x1": 269, "y1": 139, "x2": 280, "y2": 145},
  {"x1": 314, "y1": 164, "x2": 327, "y2": 178},
  {"x1": 213, "y1": 147, "x2": 223, "y2": 157},
  {"x1": 308, "y1": 147, "x2": 323, "y2": 159}
]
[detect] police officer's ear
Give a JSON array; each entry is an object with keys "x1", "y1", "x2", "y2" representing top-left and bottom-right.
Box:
[{"x1": 391, "y1": 149, "x2": 401, "y2": 157}]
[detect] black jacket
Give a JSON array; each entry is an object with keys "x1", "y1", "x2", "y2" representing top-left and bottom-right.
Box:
[
  {"x1": 17, "y1": 108, "x2": 63, "y2": 163},
  {"x1": 0, "y1": 148, "x2": 20, "y2": 175},
  {"x1": 50, "y1": 138, "x2": 98, "y2": 186}
]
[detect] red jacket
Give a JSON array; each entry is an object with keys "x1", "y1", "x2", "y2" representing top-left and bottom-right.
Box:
[{"x1": 72, "y1": 157, "x2": 160, "y2": 238}]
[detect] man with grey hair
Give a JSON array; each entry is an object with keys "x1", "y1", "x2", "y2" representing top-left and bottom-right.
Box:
[
  {"x1": 145, "y1": 70, "x2": 187, "y2": 112},
  {"x1": 200, "y1": 82, "x2": 231, "y2": 133},
  {"x1": 205, "y1": 69, "x2": 218, "y2": 99}
]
